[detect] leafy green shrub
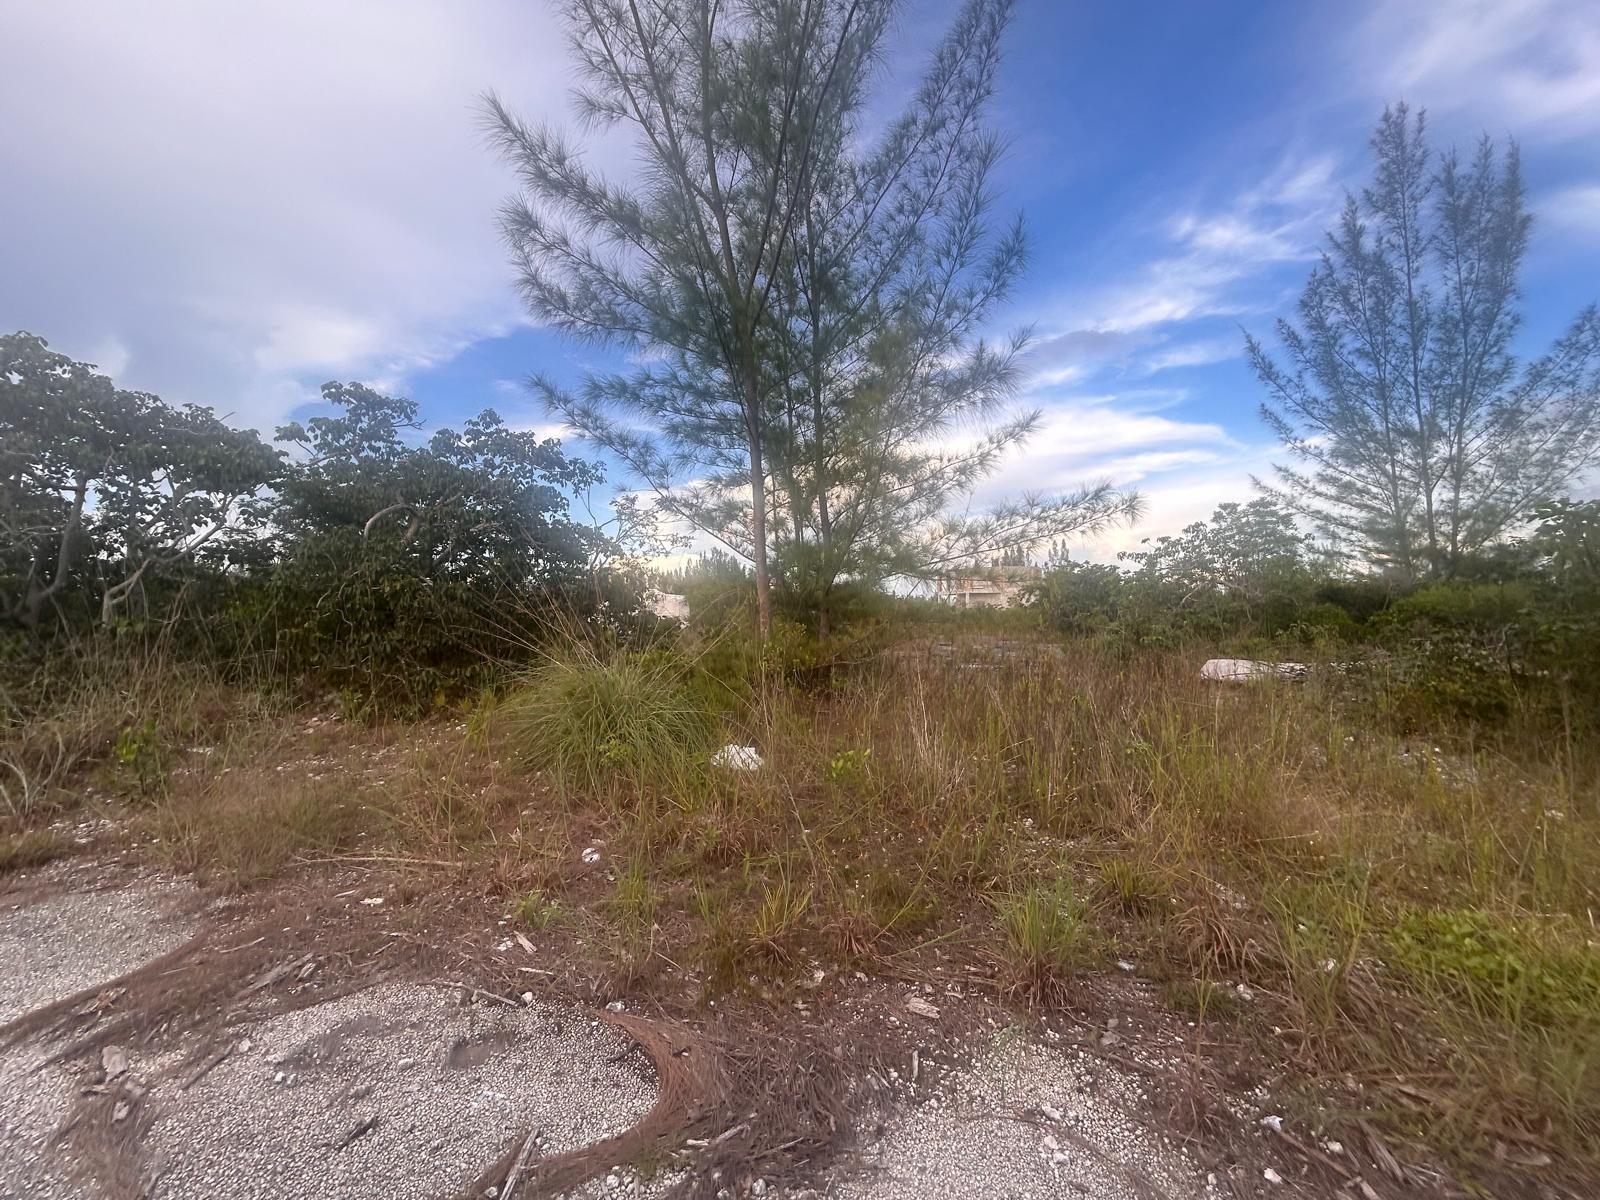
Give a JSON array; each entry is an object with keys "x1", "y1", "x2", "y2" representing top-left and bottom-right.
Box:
[
  {"x1": 114, "y1": 718, "x2": 172, "y2": 800},
  {"x1": 499, "y1": 650, "x2": 715, "y2": 791},
  {"x1": 1374, "y1": 583, "x2": 1537, "y2": 726},
  {"x1": 828, "y1": 747, "x2": 872, "y2": 784},
  {"x1": 1384, "y1": 906, "x2": 1600, "y2": 1030}
]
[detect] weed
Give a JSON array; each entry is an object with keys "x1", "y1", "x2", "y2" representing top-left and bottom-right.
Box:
[
  {"x1": 151, "y1": 772, "x2": 360, "y2": 888},
  {"x1": 1097, "y1": 856, "x2": 1167, "y2": 916},
  {"x1": 1383, "y1": 906, "x2": 1600, "y2": 1031},
  {"x1": 1162, "y1": 977, "x2": 1240, "y2": 1022},
  {"x1": 838, "y1": 868, "x2": 939, "y2": 956},
  {"x1": 996, "y1": 879, "x2": 1085, "y2": 1003},
  {"x1": 606, "y1": 854, "x2": 657, "y2": 945},
  {"x1": 827, "y1": 747, "x2": 871, "y2": 784},
  {"x1": 513, "y1": 890, "x2": 564, "y2": 930}
]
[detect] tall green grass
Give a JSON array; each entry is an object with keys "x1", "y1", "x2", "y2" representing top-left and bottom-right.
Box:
[{"x1": 497, "y1": 648, "x2": 716, "y2": 795}]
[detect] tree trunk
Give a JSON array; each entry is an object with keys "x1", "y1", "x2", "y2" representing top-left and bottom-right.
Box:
[
  {"x1": 745, "y1": 372, "x2": 772, "y2": 641},
  {"x1": 813, "y1": 363, "x2": 831, "y2": 641}
]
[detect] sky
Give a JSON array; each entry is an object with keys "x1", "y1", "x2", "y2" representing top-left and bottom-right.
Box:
[{"x1": 3, "y1": 0, "x2": 1598, "y2": 562}]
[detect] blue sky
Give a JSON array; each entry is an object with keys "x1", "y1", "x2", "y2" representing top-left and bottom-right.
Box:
[{"x1": 4, "y1": 0, "x2": 1598, "y2": 559}]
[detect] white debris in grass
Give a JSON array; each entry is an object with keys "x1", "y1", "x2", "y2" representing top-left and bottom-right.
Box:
[
  {"x1": 1199, "y1": 658, "x2": 1307, "y2": 682},
  {"x1": 711, "y1": 744, "x2": 764, "y2": 771}
]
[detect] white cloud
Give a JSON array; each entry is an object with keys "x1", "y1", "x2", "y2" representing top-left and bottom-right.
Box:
[
  {"x1": 960, "y1": 397, "x2": 1237, "y2": 518},
  {"x1": 84, "y1": 336, "x2": 131, "y2": 380},
  {"x1": 0, "y1": 1, "x2": 606, "y2": 431},
  {"x1": 1137, "y1": 336, "x2": 1241, "y2": 374},
  {"x1": 1085, "y1": 188, "x2": 1326, "y2": 336},
  {"x1": 1026, "y1": 152, "x2": 1334, "y2": 392},
  {"x1": 1072, "y1": 448, "x2": 1281, "y2": 562},
  {"x1": 1542, "y1": 183, "x2": 1600, "y2": 241},
  {"x1": 1352, "y1": 0, "x2": 1600, "y2": 140}
]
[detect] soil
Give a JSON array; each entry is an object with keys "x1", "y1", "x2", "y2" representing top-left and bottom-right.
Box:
[{"x1": 0, "y1": 853, "x2": 1538, "y2": 1200}]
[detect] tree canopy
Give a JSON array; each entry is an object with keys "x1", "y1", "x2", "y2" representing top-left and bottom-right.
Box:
[{"x1": 1, "y1": 331, "x2": 282, "y2": 627}]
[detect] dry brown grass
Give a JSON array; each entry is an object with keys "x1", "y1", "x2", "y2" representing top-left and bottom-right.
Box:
[{"x1": 8, "y1": 629, "x2": 1599, "y2": 1186}]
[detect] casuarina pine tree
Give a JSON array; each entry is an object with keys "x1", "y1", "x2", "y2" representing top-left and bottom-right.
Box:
[
  {"x1": 485, "y1": 0, "x2": 1136, "y2": 636},
  {"x1": 1247, "y1": 104, "x2": 1600, "y2": 579}
]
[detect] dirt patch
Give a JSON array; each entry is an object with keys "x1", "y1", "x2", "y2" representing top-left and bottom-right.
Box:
[
  {"x1": 833, "y1": 1031, "x2": 1218, "y2": 1200},
  {"x1": 134, "y1": 982, "x2": 658, "y2": 1200}
]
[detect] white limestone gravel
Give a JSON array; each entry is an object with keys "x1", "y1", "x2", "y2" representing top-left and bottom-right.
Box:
[
  {"x1": 833, "y1": 1032, "x2": 1219, "y2": 1200},
  {"x1": 0, "y1": 867, "x2": 1241, "y2": 1200},
  {"x1": 0, "y1": 868, "x2": 198, "y2": 1025},
  {"x1": 1, "y1": 870, "x2": 201, "y2": 1200},
  {"x1": 139, "y1": 982, "x2": 658, "y2": 1200}
]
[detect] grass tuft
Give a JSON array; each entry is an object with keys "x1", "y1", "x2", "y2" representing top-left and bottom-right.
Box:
[
  {"x1": 498, "y1": 649, "x2": 715, "y2": 795},
  {"x1": 0, "y1": 826, "x2": 76, "y2": 874},
  {"x1": 997, "y1": 880, "x2": 1086, "y2": 1003}
]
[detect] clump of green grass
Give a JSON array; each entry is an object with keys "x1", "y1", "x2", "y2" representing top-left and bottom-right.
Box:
[
  {"x1": 837, "y1": 867, "x2": 940, "y2": 956},
  {"x1": 499, "y1": 650, "x2": 715, "y2": 794},
  {"x1": 1097, "y1": 855, "x2": 1167, "y2": 916},
  {"x1": 996, "y1": 880, "x2": 1086, "y2": 1003},
  {"x1": 605, "y1": 854, "x2": 657, "y2": 944},
  {"x1": 512, "y1": 889, "x2": 564, "y2": 929},
  {"x1": 696, "y1": 864, "x2": 819, "y2": 989}
]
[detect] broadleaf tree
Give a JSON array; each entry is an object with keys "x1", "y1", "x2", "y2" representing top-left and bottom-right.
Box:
[
  {"x1": 1, "y1": 331, "x2": 282, "y2": 628},
  {"x1": 1247, "y1": 105, "x2": 1600, "y2": 580},
  {"x1": 274, "y1": 381, "x2": 602, "y2": 589}
]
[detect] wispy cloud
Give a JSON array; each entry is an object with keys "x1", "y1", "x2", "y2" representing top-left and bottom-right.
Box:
[
  {"x1": 1078, "y1": 161, "x2": 1333, "y2": 336},
  {"x1": 1020, "y1": 152, "x2": 1334, "y2": 396},
  {"x1": 1351, "y1": 0, "x2": 1600, "y2": 141},
  {"x1": 964, "y1": 397, "x2": 1240, "y2": 525},
  {"x1": 1137, "y1": 336, "x2": 1242, "y2": 374}
]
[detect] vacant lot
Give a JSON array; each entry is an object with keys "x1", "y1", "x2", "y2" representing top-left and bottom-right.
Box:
[{"x1": 4, "y1": 630, "x2": 1595, "y2": 1198}]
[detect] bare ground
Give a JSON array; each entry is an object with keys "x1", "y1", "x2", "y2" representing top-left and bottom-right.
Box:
[{"x1": 0, "y1": 858, "x2": 1411, "y2": 1199}]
